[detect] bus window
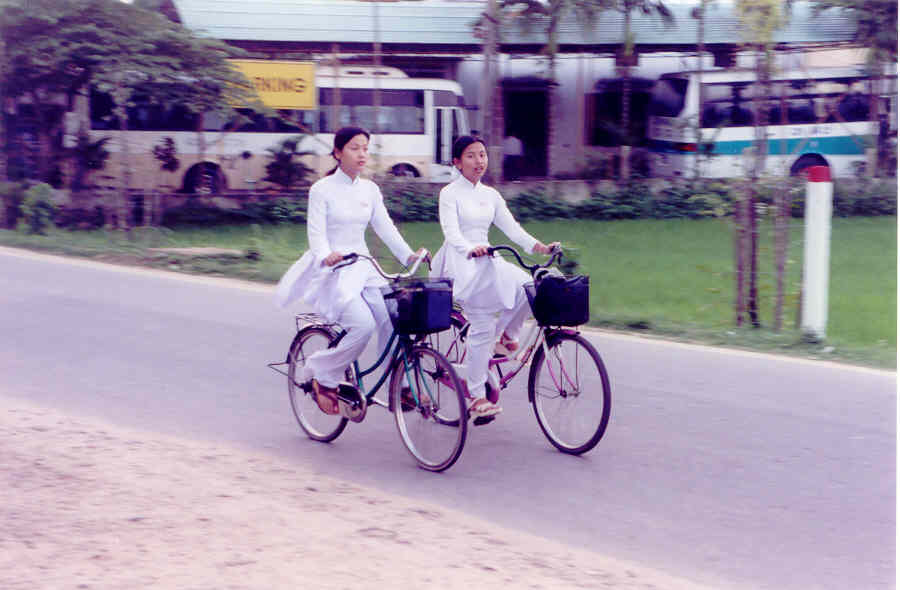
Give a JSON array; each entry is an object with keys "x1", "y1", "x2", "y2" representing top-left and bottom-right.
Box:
[
  {"x1": 649, "y1": 77, "x2": 688, "y2": 117},
  {"x1": 318, "y1": 88, "x2": 424, "y2": 133},
  {"x1": 787, "y1": 100, "x2": 816, "y2": 124},
  {"x1": 837, "y1": 93, "x2": 869, "y2": 122}
]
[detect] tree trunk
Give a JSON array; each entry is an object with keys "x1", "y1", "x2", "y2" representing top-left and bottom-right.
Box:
[
  {"x1": 112, "y1": 83, "x2": 132, "y2": 231},
  {"x1": 773, "y1": 84, "x2": 789, "y2": 331},
  {"x1": 694, "y1": 0, "x2": 706, "y2": 180},
  {"x1": 483, "y1": 0, "x2": 502, "y2": 183},
  {"x1": 734, "y1": 190, "x2": 747, "y2": 327},
  {"x1": 620, "y1": 10, "x2": 632, "y2": 182},
  {"x1": 29, "y1": 91, "x2": 52, "y2": 183}
]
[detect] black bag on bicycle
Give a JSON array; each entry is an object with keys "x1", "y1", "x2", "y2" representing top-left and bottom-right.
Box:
[
  {"x1": 381, "y1": 278, "x2": 453, "y2": 335},
  {"x1": 525, "y1": 273, "x2": 590, "y2": 327}
]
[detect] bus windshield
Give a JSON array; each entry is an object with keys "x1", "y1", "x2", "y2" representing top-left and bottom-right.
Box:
[{"x1": 649, "y1": 77, "x2": 688, "y2": 117}]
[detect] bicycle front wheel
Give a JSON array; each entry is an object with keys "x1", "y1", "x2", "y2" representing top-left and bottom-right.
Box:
[
  {"x1": 287, "y1": 326, "x2": 349, "y2": 442},
  {"x1": 390, "y1": 345, "x2": 468, "y2": 472},
  {"x1": 528, "y1": 332, "x2": 611, "y2": 454}
]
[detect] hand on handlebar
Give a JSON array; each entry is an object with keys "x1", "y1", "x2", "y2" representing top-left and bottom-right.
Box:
[
  {"x1": 532, "y1": 241, "x2": 561, "y2": 255},
  {"x1": 468, "y1": 245, "x2": 491, "y2": 258},
  {"x1": 322, "y1": 251, "x2": 346, "y2": 267},
  {"x1": 407, "y1": 247, "x2": 430, "y2": 267}
]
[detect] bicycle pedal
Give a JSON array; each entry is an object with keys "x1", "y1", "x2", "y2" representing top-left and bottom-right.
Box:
[
  {"x1": 473, "y1": 415, "x2": 496, "y2": 427},
  {"x1": 336, "y1": 383, "x2": 366, "y2": 423}
]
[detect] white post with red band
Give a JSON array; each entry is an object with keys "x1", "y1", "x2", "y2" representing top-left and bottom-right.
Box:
[{"x1": 801, "y1": 165, "x2": 833, "y2": 340}]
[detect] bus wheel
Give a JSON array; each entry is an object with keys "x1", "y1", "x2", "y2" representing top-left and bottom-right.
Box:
[
  {"x1": 184, "y1": 163, "x2": 225, "y2": 194},
  {"x1": 390, "y1": 164, "x2": 420, "y2": 178},
  {"x1": 790, "y1": 154, "x2": 828, "y2": 177}
]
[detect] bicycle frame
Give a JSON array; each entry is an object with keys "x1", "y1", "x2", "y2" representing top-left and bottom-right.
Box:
[
  {"x1": 439, "y1": 244, "x2": 582, "y2": 396},
  {"x1": 282, "y1": 251, "x2": 439, "y2": 411}
]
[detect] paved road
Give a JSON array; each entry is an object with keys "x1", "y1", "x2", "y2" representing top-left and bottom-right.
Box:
[{"x1": 2, "y1": 246, "x2": 895, "y2": 590}]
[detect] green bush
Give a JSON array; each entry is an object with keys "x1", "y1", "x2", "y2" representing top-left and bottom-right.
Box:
[
  {"x1": 19, "y1": 183, "x2": 56, "y2": 235},
  {"x1": 791, "y1": 178, "x2": 897, "y2": 217},
  {"x1": 0, "y1": 181, "x2": 27, "y2": 229},
  {"x1": 55, "y1": 205, "x2": 106, "y2": 230},
  {"x1": 382, "y1": 183, "x2": 439, "y2": 222},
  {"x1": 507, "y1": 188, "x2": 573, "y2": 220}
]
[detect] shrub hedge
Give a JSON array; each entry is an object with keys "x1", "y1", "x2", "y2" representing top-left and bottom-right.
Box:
[{"x1": 1, "y1": 177, "x2": 895, "y2": 230}]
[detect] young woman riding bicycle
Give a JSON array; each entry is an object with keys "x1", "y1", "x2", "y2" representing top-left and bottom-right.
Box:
[
  {"x1": 275, "y1": 126, "x2": 428, "y2": 415},
  {"x1": 430, "y1": 135, "x2": 558, "y2": 422}
]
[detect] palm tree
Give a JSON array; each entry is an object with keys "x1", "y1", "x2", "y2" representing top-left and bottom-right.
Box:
[
  {"x1": 613, "y1": 0, "x2": 673, "y2": 181},
  {"x1": 498, "y1": 1, "x2": 609, "y2": 179}
]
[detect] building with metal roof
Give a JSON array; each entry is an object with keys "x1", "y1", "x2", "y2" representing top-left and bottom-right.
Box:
[
  {"x1": 172, "y1": 0, "x2": 868, "y2": 178},
  {"x1": 173, "y1": 0, "x2": 855, "y2": 51}
]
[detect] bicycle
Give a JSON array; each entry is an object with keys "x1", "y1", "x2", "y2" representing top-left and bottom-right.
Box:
[
  {"x1": 268, "y1": 252, "x2": 468, "y2": 472},
  {"x1": 427, "y1": 245, "x2": 611, "y2": 454}
]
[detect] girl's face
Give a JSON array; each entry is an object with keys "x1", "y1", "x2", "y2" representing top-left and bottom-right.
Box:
[
  {"x1": 335, "y1": 133, "x2": 369, "y2": 178},
  {"x1": 454, "y1": 141, "x2": 487, "y2": 184}
]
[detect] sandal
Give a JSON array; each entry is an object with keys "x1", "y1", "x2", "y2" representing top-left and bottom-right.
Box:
[
  {"x1": 468, "y1": 397, "x2": 502, "y2": 421},
  {"x1": 493, "y1": 332, "x2": 519, "y2": 356},
  {"x1": 311, "y1": 379, "x2": 340, "y2": 415}
]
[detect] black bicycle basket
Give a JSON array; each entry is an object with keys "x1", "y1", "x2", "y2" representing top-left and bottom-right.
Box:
[
  {"x1": 524, "y1": 273, "x2": 590, "y2": 326},
  {"x1": 381, "y1": 277, "x2": 453, "y2": 335}
]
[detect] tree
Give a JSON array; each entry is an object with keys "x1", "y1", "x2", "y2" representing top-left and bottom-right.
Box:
[
  {"x1": 0, "y1": 0, "x2": 260, "y2": 221},
  {"x1": 498, "y1": 1, "x2": 609, "y2": 179},
  {"x1": 809, "y1": 0, "x2": 897, "y2": 177},
  {"x1": 734, "y1": 0, "x2": 789, "y2": 328},
  {"x1": 263, "y1": 137, "x2": 315, "y2": 190},
  {"x1": 612, "y1": 0, "x2": 674, "y2": 181}
]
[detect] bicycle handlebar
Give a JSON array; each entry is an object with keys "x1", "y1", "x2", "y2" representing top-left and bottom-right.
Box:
[
  {"x1": 485, "y1": 244, "x2": 563, "y2": 276},
  {"x1": 331, "y1": 250, "x2": 430, "y2": 280}
]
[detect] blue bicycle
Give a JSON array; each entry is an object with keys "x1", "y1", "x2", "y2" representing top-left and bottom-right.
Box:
[{"x1": 270, "y1": 253, "x2": 468, "y2": 472}]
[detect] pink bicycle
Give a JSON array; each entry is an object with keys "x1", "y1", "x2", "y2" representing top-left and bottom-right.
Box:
[{"x1": 427, "y1": 245, "x2": 611, "y2": 454}]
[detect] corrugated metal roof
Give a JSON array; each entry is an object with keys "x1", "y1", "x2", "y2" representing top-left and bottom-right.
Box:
[{"x1": 173, "y1": 0, "x2": 855, "y2": 47}]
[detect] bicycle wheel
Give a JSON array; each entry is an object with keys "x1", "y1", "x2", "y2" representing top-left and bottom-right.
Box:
[
  {"x1": 423, "y1": 309, "x2": 467, "y2": 364},
  {"x1": 528, "y1": 332, "x2": 611, "y2": 454},
  {"x1": 287, "y1": 326, "x2": 349, "y2": 442},
  {"x1": 390, "y1": 345, "x2": 468, "y2": 472}
]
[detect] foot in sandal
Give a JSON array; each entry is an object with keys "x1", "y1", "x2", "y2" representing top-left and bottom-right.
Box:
[
  {"x1": 311, "y1": 379, "x2": 340, "y2": 415},
  {"x1": 493, "y1": 332, "x2": 519, "y2": 356},
  {"x1": 468, "y1": 397, "x2": 502, "y2": 422}
]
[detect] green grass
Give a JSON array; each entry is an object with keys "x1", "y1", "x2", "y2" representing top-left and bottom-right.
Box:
[{"x1": 1, "y1": 216, "x2": 895, "y2": 368}]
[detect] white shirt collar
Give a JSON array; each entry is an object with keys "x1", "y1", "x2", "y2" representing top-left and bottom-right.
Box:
[
  {"x1": 456, "y1": 175, "x2": 481, "y2": 190},
  {"x1": 335, "y1": 167, "x2": 359, "y2": 185}
]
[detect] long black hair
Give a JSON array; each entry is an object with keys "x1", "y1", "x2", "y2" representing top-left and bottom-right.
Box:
[
  {"x1": 451, "y1": 135, "x2": 487, "y2": 162},
  {"x1": 327, "y1": 126, "x2": 371, "y2": 175}
]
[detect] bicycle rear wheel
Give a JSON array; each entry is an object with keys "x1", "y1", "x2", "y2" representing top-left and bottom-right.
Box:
[
  {"x1": 287, "y1": 326, "x2": 349, "y2": 442},
  {"x1": 423, "y1": 309, "x2": 468, "y2": 365},
  {"x1": 528, "y1": 332, "x2": 611, "y2": 454},
  {"x1": 390, "y1": 345, "x2": 468, "y2": 472}
]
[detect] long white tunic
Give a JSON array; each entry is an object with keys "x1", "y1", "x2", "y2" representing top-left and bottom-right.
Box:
[
  {"x1": 275, "y1": 168, "x2": 414, "y2": 321},
  {"x1": 430, "y1": 175, "x2": 538, "y2": 311}
]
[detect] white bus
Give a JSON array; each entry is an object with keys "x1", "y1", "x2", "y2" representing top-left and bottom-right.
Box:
[
  {"x1": 87, "y1": 63, "x2": 469, "y2": 192},
  {"x1": 647, "y1": 66, "x2": 895, "y2": 179}
]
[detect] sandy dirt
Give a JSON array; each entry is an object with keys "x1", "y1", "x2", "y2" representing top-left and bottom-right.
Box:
[{"x1": 1, "y1": 396, "x2": 719, "y2": 590}]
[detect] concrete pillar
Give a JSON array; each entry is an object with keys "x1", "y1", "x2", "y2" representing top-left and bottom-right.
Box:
[{"x1": 801, "y1": 165, "x2": 833, "y2": 340}]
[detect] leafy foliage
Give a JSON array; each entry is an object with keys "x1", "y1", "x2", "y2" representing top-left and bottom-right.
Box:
[
  {"x1": 262, "y1": 137, "x2": 315, "y2": 189},
  {"x1": 153, "y1": 137, "x2": 180, "y2": 173},
  {"x1": 19, "y1": 183, "x2": 56, "y2": 234}
]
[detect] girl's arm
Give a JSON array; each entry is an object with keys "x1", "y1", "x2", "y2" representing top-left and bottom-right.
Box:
[
  {"x1": 369, "y1": 185, "x2": 415, "y2": 265},
  {"x1": 492, "y1": 190, "x2": 539, "y2": 254},
  {"x1": 306, "y1": 184, "x2": 331, "y2": 259},
  {"x1": 438, "y1": 186, "x2": 477, "y2": 257}
]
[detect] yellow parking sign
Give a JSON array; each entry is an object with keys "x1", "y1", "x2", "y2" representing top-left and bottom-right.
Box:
[{"x1": 229, "y1": 59, "x2": 317, "y2": 110}]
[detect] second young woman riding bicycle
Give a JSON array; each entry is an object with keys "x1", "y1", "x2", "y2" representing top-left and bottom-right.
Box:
[
  {"x1": 275, "y1": 126, "x2": 428, "y2": 415},
  {"x1": 430, "y1": 135, "x2": 558, "y2": 421}
]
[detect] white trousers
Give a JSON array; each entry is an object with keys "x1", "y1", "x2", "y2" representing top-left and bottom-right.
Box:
[
  {"x1": 302, "y1": 286, "x2": 392, "y2": 388},
  {"x1": 463, "y1": 285, "x2": 530, "y2": 396}
]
